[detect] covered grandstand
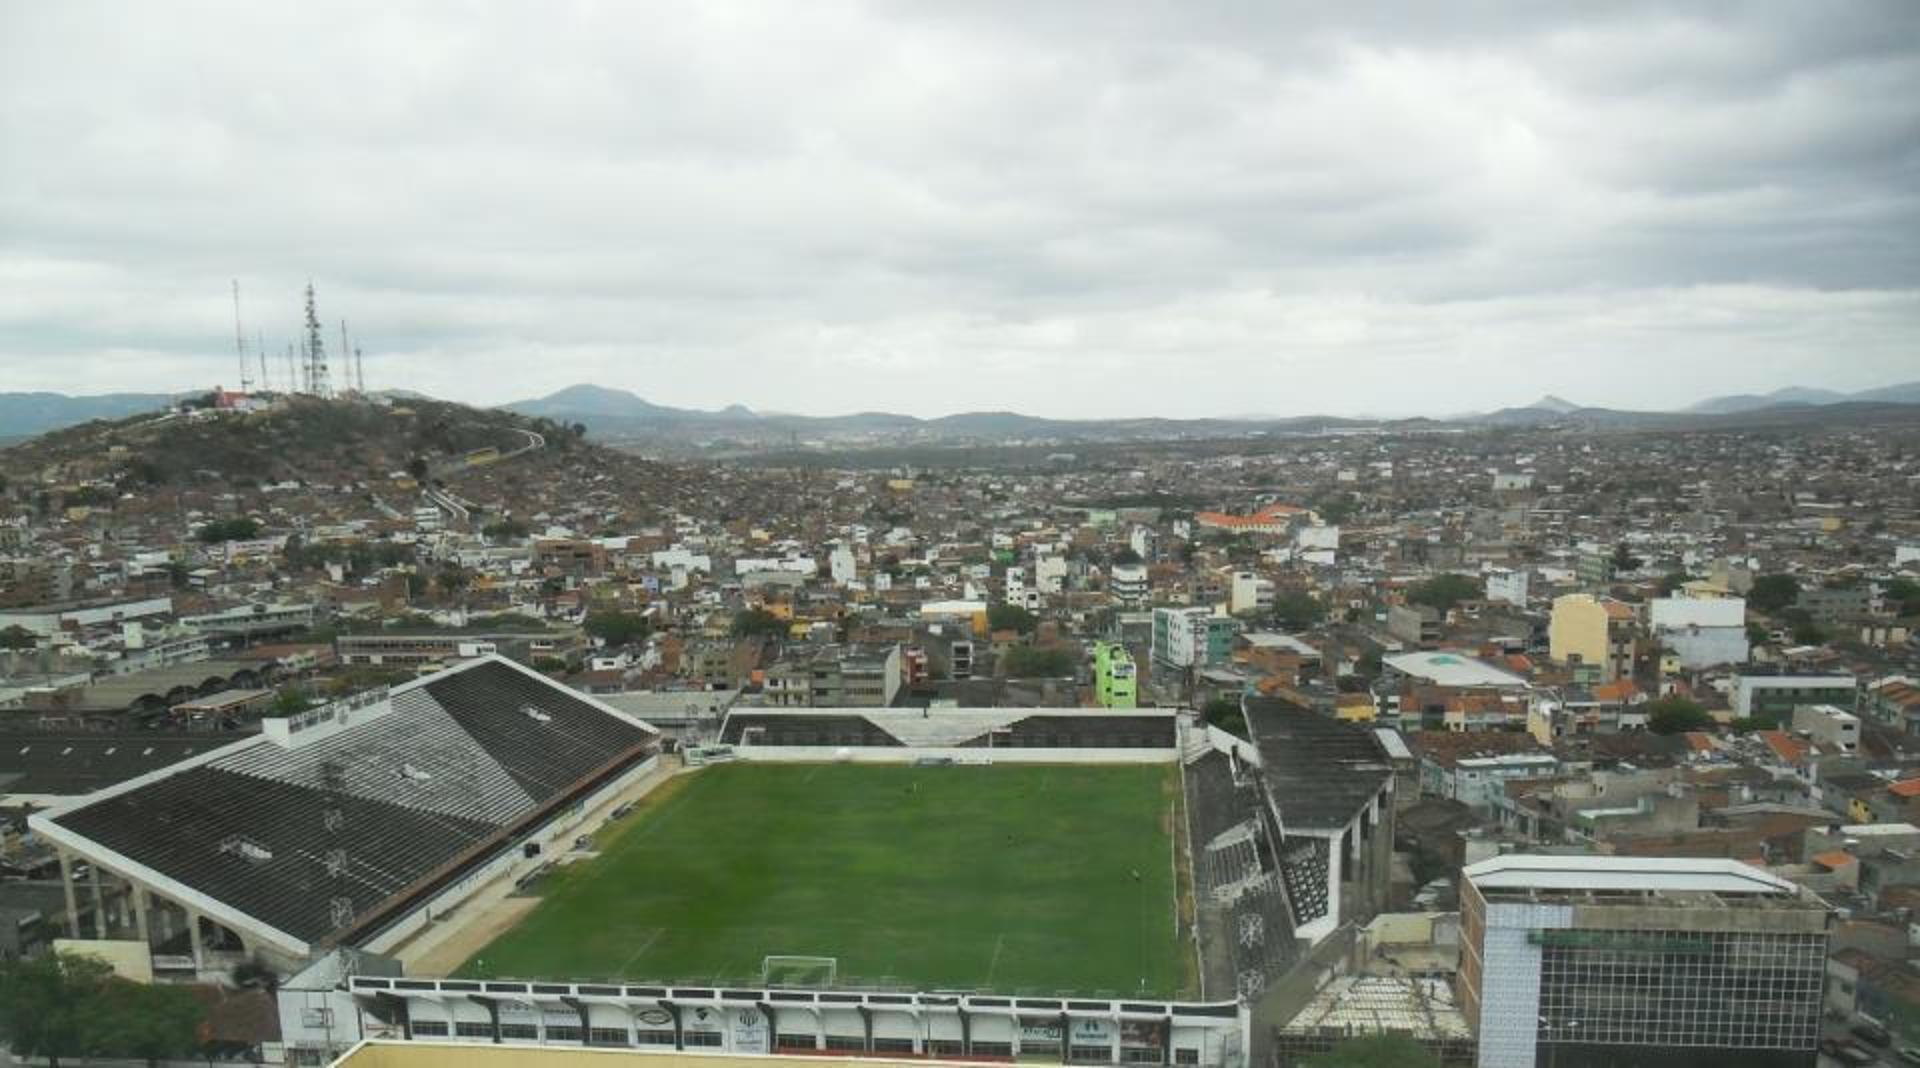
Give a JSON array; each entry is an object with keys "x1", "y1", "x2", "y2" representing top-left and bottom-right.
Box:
[
  {"x1": 718, "y1": 707, "x2": 1178, "y2": 751},
  {"x1": 1182, "y1": 698, "x2": 1398, "y2": 1003},
  {"x1": 29, "y1": 655, "x2": 662, "y2": 971}
]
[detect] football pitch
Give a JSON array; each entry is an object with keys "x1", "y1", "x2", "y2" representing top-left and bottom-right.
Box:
[{"x1": 457, "y1": 762, "x2": 1190, "y2": 996}]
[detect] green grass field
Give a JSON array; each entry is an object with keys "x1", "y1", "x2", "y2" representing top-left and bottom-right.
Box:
[{"x1": 458, "y1": 762, "x2": 1188, "y2": 996}]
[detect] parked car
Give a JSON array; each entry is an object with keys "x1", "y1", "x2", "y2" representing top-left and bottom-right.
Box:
[{"x1": 1854, "y1": 1017, "x2": 1893, "y2": 1047}]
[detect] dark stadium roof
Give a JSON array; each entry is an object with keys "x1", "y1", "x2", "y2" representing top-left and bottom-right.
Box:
[
  {"x1": 0, "y1": 734, "x2": 218, "y2": 797},
  {"x1": 1243, "y1": 696, "x2": 1394, "y2": 831},
  {"x1": 34, "y1": 656, "x2": 659, "y2": 949}
]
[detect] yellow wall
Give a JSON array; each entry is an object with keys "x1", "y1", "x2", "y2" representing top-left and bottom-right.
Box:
[{"x1": 1548, "y1": 594, "x2": 1607, "y2": 670}]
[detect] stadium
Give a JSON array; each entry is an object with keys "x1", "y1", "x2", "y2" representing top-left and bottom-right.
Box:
[{"x1": 31, "y1": 659, "x2": 1399, "y2": 1067}]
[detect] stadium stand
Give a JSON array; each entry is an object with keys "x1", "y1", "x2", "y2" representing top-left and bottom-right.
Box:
[
  {"x1": 30, "y1": 656, "x2": 661, "y2": 961},
  {"x1": 1182, "y1": 749, "x2": 1302, "y2": 1001},
  {"x1": 718, "y1": 708, "x2": 1177, "y2": 750}
]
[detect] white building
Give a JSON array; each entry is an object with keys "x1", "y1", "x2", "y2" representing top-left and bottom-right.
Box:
[
  {"x1": 827, "y1": 543, "x2": 856, "y2": 585},
  {"x1": 1110, "y1": 563, "x2": 1150, "y2": 606},
  {"x1": 1483, "y1": 567, "x2": 1529, "y2": 608},
  {"x1": 1649, "y1": 596, "x2": 1749, "y2": 668},
  {"x1": 1229, "y1": 571, "x2": 1275, "y2": 615}
]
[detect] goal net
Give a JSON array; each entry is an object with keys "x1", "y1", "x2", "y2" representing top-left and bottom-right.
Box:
[{"x1": 763, "y1": 955, "x2": 838, "y2": 988}]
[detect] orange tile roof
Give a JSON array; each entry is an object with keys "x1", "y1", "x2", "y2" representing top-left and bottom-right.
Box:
[
  {"x1": 1813, "y1": 850, "x2": 1858, "y2": 870},
  {"x1": 1593, "y1": 679, "x2": 1641, "y2": 702},
  {"x1": 1758, "y1": 730, "x2": 1809, "y2": 764},
  {"x1": 1891, "y1": 778, "x2": 1920, "y2": 798},
  {"x1": 1603, "y1": 600, "x2": 1637, "y2": 620},
  {"x1": 1684, "y1": 731, "x2": 1717, "y2": 752}
]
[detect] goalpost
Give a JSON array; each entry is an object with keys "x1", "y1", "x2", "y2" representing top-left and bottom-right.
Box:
[{"x1": 763, "y1": 955, "x2": 839, "y2": 989}]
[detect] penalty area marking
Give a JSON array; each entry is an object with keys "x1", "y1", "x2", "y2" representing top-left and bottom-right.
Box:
[
  {"x1": 615, "y1": 927, "x2": 666, "y2": 975},
  {"x1": 985, "y1": 932, "x2": 1006, "y2": 987}
]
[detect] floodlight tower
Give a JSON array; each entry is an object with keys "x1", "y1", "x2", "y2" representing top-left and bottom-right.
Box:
[
  {"x1": 303, "y1": 282, "x2": 331, "y2": 398},
  {"x1": 355, "y1": 345, "x2": 366, "y2": 394},
  {"x1": 338, "y1": 320, "x2": 352, "y2": 395},
  {"x1": 257, "y1": 330, "x2": 270, "y2": 392}
]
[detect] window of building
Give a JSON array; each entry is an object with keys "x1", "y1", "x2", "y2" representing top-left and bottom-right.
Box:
[
  {"x1": 545, "y1": 1026, "x2": 583, "y2": 1042},
  {"x1": 588, "y1": 1028, "x2": 630, "y2": 1046},
  {"x1": 1071, "y1": 1045, "x2": 1113, "y2": 1062},
  {"x1": 1174, "y1": 1049, "x2": 1200, "y2": 1065},
  {"x1": 1122, "y1": 1047, "x2": 1164, "y2": 1064},
  {"x1": 928, "y1": 1039, "x2": 966, "y2": 1057},
  {"x1": 971, "y1": 1041, "x2": 1013, "y2": 1057},
  {"x1": 455, "y1": 1022, "x2": 493, "y2": 1039},
  {"x1": 825, "y1": 1035, "x2": 867, "y2": 1051},
  {"x1": 872, "y1": 1037, "x2": 916, "y2": 1053},
  {"x1": 411, "y1": 1021, "x2": 449, "y2": 1037},
  {"x1": 499, "y1": 1024, "x2": 538, "y2": 1040},
  {"x1": 777, "y1": 1034, "x2": 819, "y2": 1051},
  {"x1": 635, "y1": 1030, "x2": 676, "y2": 1046},
  {"x1": 682, "y1": 1032, "x2": 722, "y2": 1048}
]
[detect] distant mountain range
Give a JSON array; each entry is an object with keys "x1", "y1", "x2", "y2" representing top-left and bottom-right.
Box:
[
  {"x1": 4, "y1": 379, "x2": 1919, "y2": 447},
  {"x1": 0, "y1": 391, "x2": 180, "y2": 439},
  {"x1": 1685, "y1": 381, "x2": 1920, "y2": 414}
]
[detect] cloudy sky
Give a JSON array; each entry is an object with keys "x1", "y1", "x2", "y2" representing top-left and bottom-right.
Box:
[{"x1": 2, "y1": 2, "x2": 1916, "y2": 418}]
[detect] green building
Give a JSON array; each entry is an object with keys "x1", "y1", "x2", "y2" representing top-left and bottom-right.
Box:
[{"x1": 1092, "y1": 641, "x2": 1138, "y2": 709}]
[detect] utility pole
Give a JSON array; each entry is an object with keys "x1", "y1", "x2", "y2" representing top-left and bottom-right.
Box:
[
  {"x1": 339, "y1": 319, "x2": 352, "y2": 395},
  {"x1": 231, "y1": 280, "x2": 252, "y2": 392}
]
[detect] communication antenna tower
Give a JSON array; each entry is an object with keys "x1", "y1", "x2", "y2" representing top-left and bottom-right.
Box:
[
  {"x1": 303, "y1": 282, "x2": 331, "y2": 398},
  {"x1": 257, "y1": 330, "x2": 270, "y2": 392},
  {"x1": 231, "y1": 280, "x2": 252, "y2": 393}
]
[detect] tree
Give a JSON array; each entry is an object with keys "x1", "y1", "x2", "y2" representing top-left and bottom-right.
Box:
[
  {"x1": 0, "y1": 951, "x2": 117, "y2": 1067},
  {"x1": 93, "y1": 980, "x2": 204, "y2": 1067},
  {"x1": 1790, "y1": 619, "x2": 1828, "y2": 646},
  {"x1": 731, "y1": 608, "x2": 787, "y2": 638},
  {"x1": 1746, "y1": 621, "x2": 1771, "y2": 647},
  {"x1": 1112, "y1": 546, "x2": 1144, "y2": 566},
  {"x1": 1611, "y1": 542, "x2": 1644, "y2": 573},
  {"x1": 1657, "y1": 570, "x2": 1690, "y2": 596},
  {"x1": 435, "y1": 564, "x2": 473, "y2": 597},
  {"x1": 0, "y1": 625, "x2": 36, "y2": 650},
  {"x1": 406, "y1": 456, "x2": 429, "y2": 480},
  {"x1": 988, "y1": 603, "x2": 1038, "y2": 635},
  {"x1": 1272, "y1": 590, "x2": 1325, "y2": 631},
  {"x1": 482, "y1": 518, "x2": 531, "y2": 541},
  {"x1": 195, "y1": 516, "x2": 260, "y2": 544},
  {"x1": 1887, "y1": 577, "x2": 1920, "y2": 617},
  {"x1": 585, "y1": 610, "x2": 651, "y2": 646},
  {"x1": 1202, "y1": 696, "x2": 1248, "y2": 739},
  {"x1": 1002, "y1": 645, "x2": 1075, "y2": 677},
  {"x1": 1647, "y1": 696, "x2": 1713, "y2": 735},
  {"x1": 1304, "y1": 1034, "x2": 1442, "y2": 1068},
  {"x1": 1407, "y1": 573, "x2": 1478, "y2": 614},
  {"x1": 1748, "y1": 573, "x2": 1801, "y2": 614}
]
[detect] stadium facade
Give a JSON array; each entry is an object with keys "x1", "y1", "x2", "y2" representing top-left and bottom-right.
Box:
[
  {"x1": 341, "y1": 975, "x2": 1245, "y2": 1065},
  {"x1": 28, "y1": 655, "x2": 664, "y2": 970}
]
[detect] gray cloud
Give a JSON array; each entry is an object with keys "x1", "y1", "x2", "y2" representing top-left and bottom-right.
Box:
[{"x1": 1, "y1": 0, "x2": 1915, "y2": 418}]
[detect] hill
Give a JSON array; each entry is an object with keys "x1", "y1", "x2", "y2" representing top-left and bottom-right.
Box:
[
  {"x1": 1688, "y1": 381, "x2": 1920, "y2": 414},
  {"x1": 0, "y1": 393, "x2": 577, "y2": 491}
]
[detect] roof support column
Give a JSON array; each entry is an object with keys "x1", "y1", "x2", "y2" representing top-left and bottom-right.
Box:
[
  {"x1": 132, "y1": 884, "x2": 151, "y2": 947},
  {"x1": 88, "y1": 863, "x2": 108, "y2": 939},
  {"x1": 186, "y1": 908, "x2": 205, "y2": 971},
  {"x1": 57, "y1": 849, "x2": 80, "y2": 938}
]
